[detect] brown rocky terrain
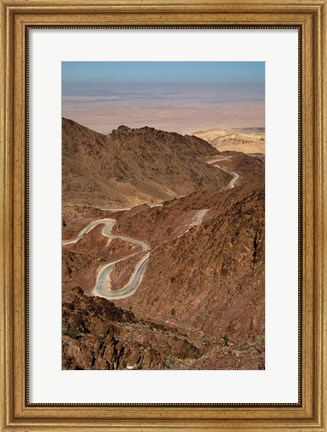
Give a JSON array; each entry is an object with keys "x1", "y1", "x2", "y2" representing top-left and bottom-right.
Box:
[
  {"x1": 63, "y1": 287, "x2": 202, "y2": 370},
  {"x1": 111, "y1": 184, "x2": 265, "y2": 363},
  {"x1": 63, "y1": 118, "x2": 231, "y2": 208},
  {"x1": 62, "y1": 121, "x2": 265, "y2": 370}
]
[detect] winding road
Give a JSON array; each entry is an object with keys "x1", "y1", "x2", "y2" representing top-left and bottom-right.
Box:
[
  {"x1": 63, "y1": 218, "x2": 151, "y2": 300},
  {"x1": 207, "y1": 156, "x2": 239, "y2": 189},
  {"x1": 62, "y1": 218, "x2": 116, "y2": 246},
  {"x1": 63, "y1": 154, "x2": 240, "y2": 300},
  {"x1": 95, "y1": 253, "x2": 151, "y2": 300}
]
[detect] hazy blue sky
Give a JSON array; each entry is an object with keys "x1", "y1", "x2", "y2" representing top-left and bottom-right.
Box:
[
  {"x1": 62, "y1": 62, "x2": 265, "y2": 134},
  {"x1": 62, "y1": 61, "x2": 264, "y2": 85}
]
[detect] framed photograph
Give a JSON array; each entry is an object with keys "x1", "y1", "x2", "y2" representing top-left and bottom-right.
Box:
[{"x1": 1, "y1": 1, "x2": 326, "y2": 431}]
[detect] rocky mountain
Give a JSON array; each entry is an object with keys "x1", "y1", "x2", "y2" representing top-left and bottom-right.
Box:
[
  {"x1": 62, "y1": 287, "x2": 201, "y2": 370},
  {"x1": 62, "y1": 120, "x2": 265, "y2": 370},
  {"x1": 62, "y1": 160, "x2": 265, "y2": 369},
  {"x1": 111, "y1": 183, "x2": 265, "y2": 359},
  {"x1": 62, "y1": 118, "x2": 231, "y2": 207}
]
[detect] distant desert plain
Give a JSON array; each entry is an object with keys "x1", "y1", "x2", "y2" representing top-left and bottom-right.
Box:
[
  {"x1": 62, "y1": 118, "x2": 265, "y2": 371},
  {"x1": 193, "y1": 127, "x2": 265, "y2": 154}
]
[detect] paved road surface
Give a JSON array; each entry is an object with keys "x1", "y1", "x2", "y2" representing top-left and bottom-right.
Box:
[
  {"x1": 207, "y1": 156, "x2": 239, "y2": 189},
  {"x1": 63, "y1": 218, "x2": 151, "y2": 299}
]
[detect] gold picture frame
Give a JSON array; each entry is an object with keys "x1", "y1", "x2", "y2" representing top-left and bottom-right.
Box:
[{"x1": 1, "y1": 1, "x2": 326, "y2": 430}]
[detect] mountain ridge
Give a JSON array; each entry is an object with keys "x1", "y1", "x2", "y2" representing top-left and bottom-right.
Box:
[{"x1": 62, "y1": 118, "x2": 232, "y2": 207}]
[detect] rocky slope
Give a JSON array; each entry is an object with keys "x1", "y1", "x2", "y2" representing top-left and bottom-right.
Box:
[
  {"x1": 62, "y1": 183, "x2": 265, "y2": 369},
  {"x1": 63, "y1": 118, "x2": 231, "y2": 207},
  {"x1": 63, "y1": 287, "x2": 202, "y2": 370},
  {"x1": 62, "y1": 122, "x2": 265, "y2": 370},
  {"x1": 111, "y1": 183, "x2": 265, "y2": 350}
]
